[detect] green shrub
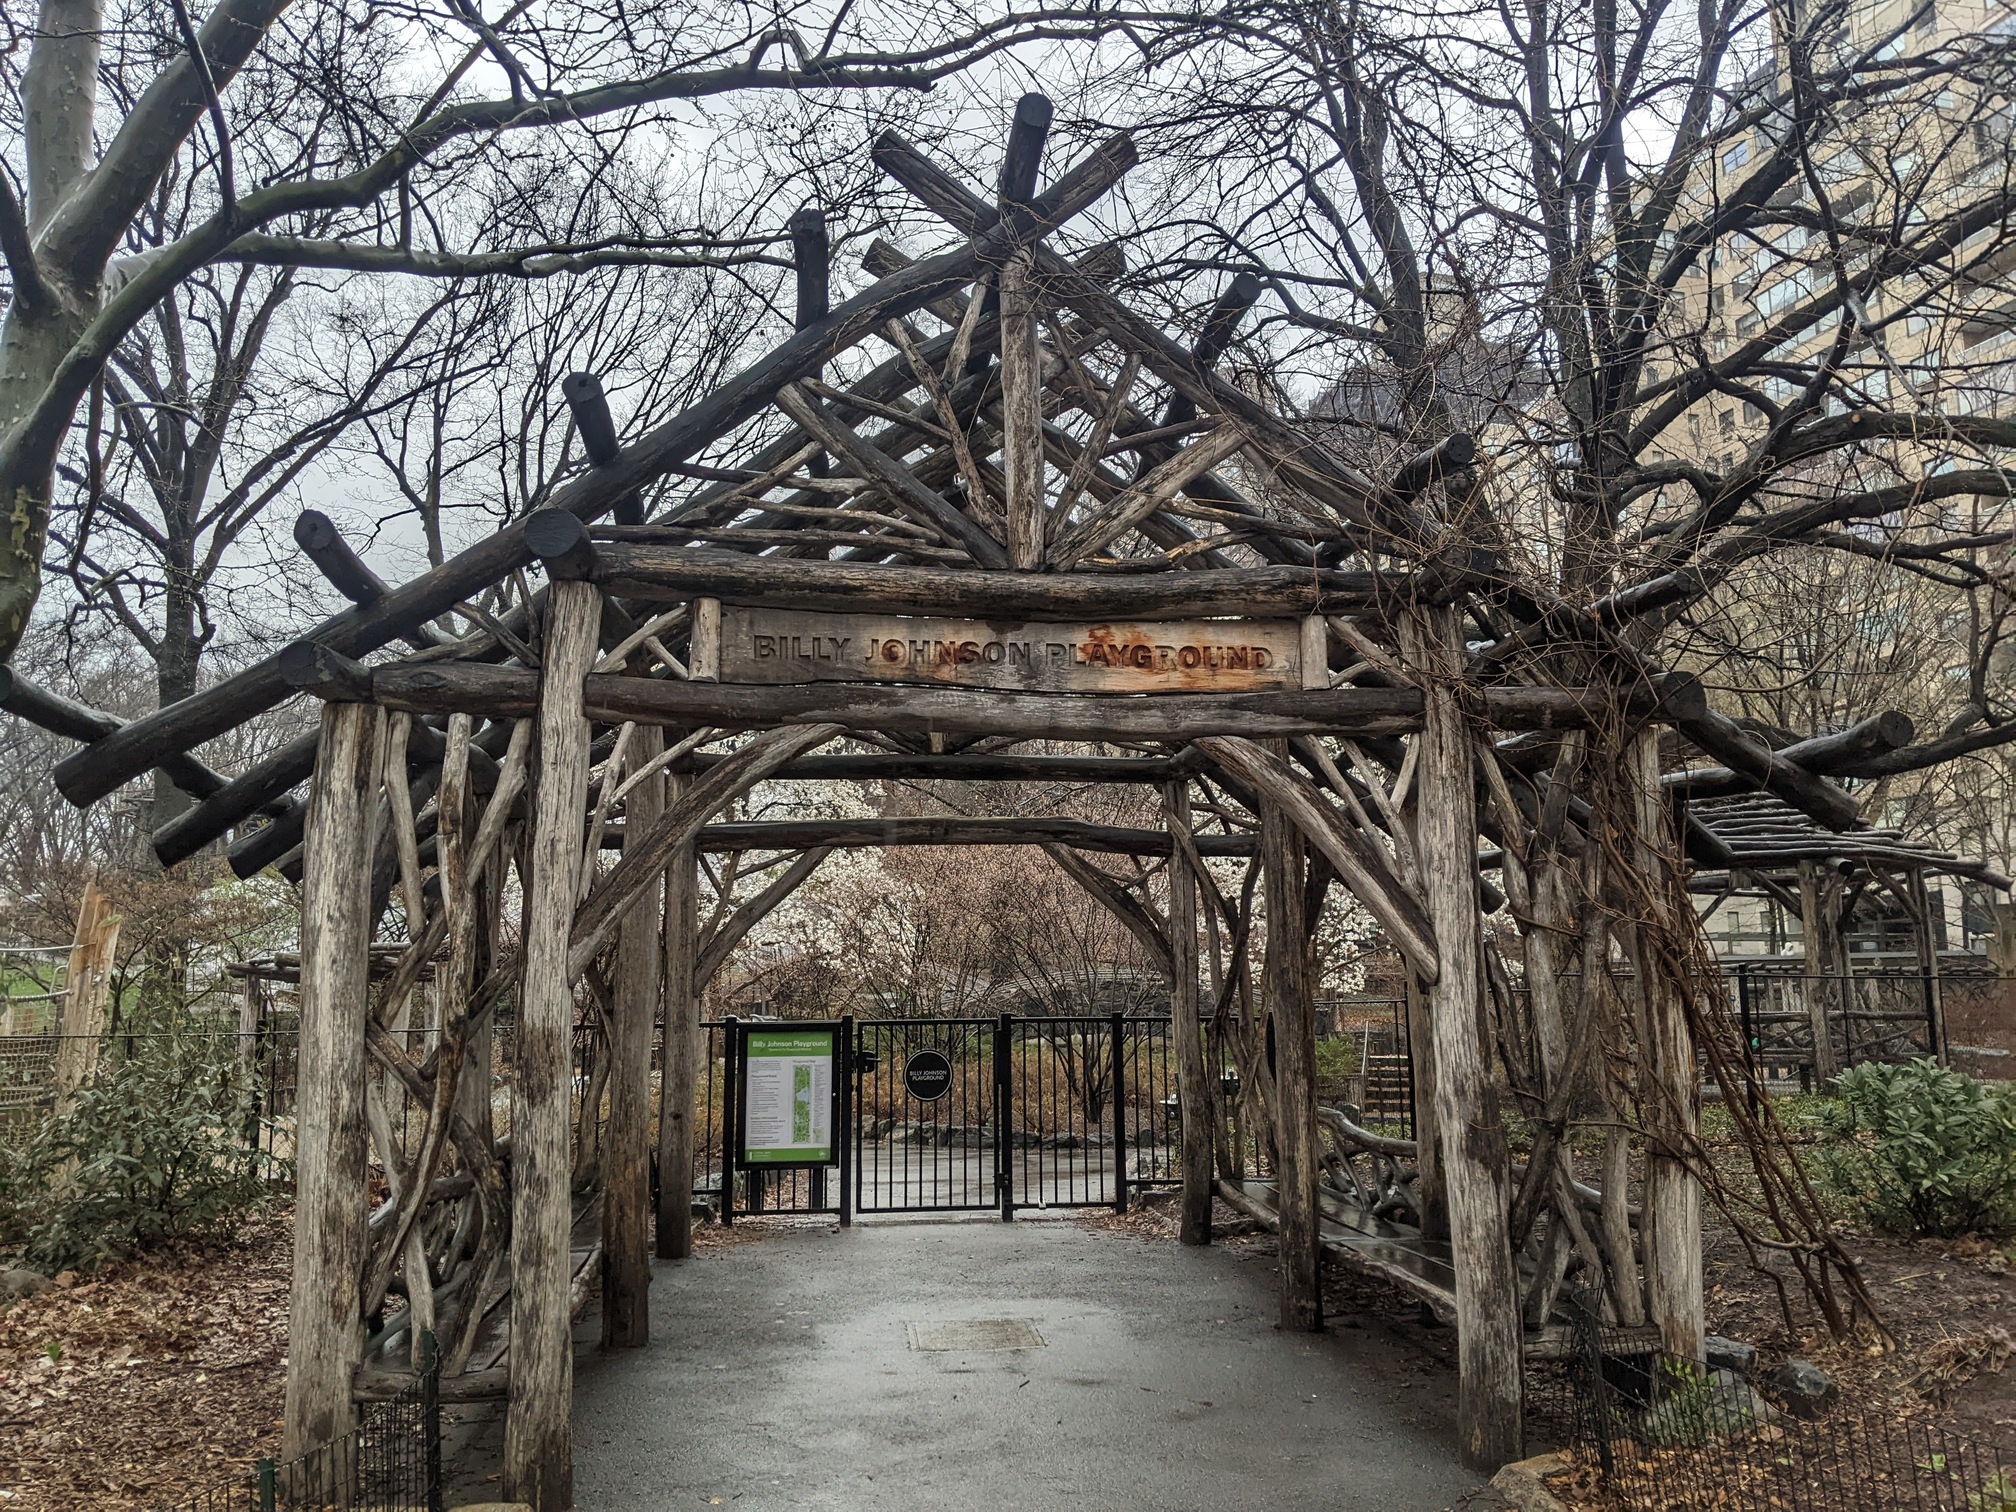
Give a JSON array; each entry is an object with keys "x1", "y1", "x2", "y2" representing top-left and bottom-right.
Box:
[
  {"x1": 0, "y1": 1034, "x2": 276, "y2": 1273},
  {"x1": 1314, "y1": 1036, "x2": 1360, "y2": 1100},
  {"x1": 1817, "y1": 1059, "x2": 2016, "y2": 1238}
]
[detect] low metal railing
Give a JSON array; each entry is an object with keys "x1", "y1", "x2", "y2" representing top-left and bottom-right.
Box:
[
  {"x1": 1544, "y1": 1301, "x2": 2015, "y2": 1510},
  {"x1": 159, "y1": 1335, "x2": 442, "y2": 1511}
]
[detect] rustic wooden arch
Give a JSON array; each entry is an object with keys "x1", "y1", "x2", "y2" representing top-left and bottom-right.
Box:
[{"x1": 13, "y1": 89, "x2": 1977, "y2": 1510}]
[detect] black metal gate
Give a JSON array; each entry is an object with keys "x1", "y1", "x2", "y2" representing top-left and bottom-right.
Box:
[{"x1": 689, "y1": 1014, "x2": 1180, "y2": 1223}]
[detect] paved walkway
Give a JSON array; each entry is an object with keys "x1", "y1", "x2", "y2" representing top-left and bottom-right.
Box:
[{"x1": 572, "y1": 1215, "x2": 1485, "y2": 1510}]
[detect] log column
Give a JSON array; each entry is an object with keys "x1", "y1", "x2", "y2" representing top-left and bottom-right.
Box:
[
  {"x1": 504, "y1": 580, "x2": 601, "y2": 1510},
  {"x1": 1633, "y1": 732, "x2": 1703, "y2": 1359},
  {"x1": 1797, "y1": 859, "x2": 1844, "y2": 1082},
  {"x1": 283, "y1": 702, "x2": 384, "y2": 1460},
  {"x1": 603, "y1": 726, "x2": 663, "y2": 1348},
  {"x1": 1262, "y1": 747, "x2": 1322, "y2": 1331},
  {"x1": 1405, "y1": 605, "x2": 1521, "y2": 1469},
  {"x1": 1164, "y1": 779, "x2": 1213, "y2": 1245},
  {"x1": 656, "y1": 769, "x2": 700, "y2": 1259}
]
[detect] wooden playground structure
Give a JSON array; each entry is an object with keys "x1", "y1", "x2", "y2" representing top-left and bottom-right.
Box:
[{"x1": 6, "y1": 98, "x2": 1986, "y2": 1508}]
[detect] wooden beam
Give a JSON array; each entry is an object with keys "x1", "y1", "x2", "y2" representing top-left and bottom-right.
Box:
[
  {"x1": 1661, "y1": 680, "x2": 1862, "y2": 830},
  {"x1": 375, "y1": 664, "x2": 1676, "y2": 742},
  {"x1": 587, "y1": 543, "x2": 1407, "y2": 617},
  {"x1": 1165, "y1": 780, "x2": 1213, "y2": 1246},
  {"x1": 151, "y1": 728, "x2": 318, "y2": 866},
  {"x1": 603, "y1": 726, "x2": 662, "y2": 1350},
  {"x1": 1262, "y1": 755, "x2": 1322, "y2": 1331},
  {"x1": 1406, "y1": 605, "x2": 1521, "y2": 1470},
  {"x1": 504, "y1": 581, "x2": 600, "y2": 1509},
  {"x1": 688, "y1": 751, "x2": 1183, "y2": 784},
  {"x1": 1664, "y1": 710, "x2": 1915, "y2": 798},
  {"x1": 660, "y1": 816, "x2": 1259, "y2": 856},
  {"x1": 657, "y1": 770, "x2": 699, "y2": 1261},
  {"x1": 282, "y1": 703, "x2": 382, "y2": 1461}
]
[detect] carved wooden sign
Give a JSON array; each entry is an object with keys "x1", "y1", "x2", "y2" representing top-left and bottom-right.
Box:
[{"x1": 712, "y1": 605, "x2": 1319, "y2": 694}]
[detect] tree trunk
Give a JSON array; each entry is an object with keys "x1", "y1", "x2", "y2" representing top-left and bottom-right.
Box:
[
  {"x1": 282, "y1": 702, "x2": 382, "y2": 1460},
  {"x1": 503, "y1": 581, "x2": 599, "y2": 1510}
]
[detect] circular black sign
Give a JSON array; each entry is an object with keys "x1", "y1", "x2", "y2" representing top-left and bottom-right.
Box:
[{"x1": 903, "y1": 1049, "x2": 954, "y2": 1102}]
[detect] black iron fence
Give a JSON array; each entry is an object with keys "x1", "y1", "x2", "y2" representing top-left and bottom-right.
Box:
[
  {"x1": 1542, "y1": 1304, "x2": 2016, "y2": 1510},
  {"x1": 160, "y1": 1336, "x2": 442, "y2": 1511},
  {"x1": 656, "y1": 1013, "x2": 1186, "y2": 1222}
]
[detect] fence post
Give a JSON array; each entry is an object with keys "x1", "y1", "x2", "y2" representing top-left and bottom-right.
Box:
[
  {"x1": 839, "y1": 1015, "x2": 854, "y2": 1228},
  {"x1": 996, "y1": 1013, "x2": 1015, "y2": 1222},
  {"x1": 1110, "y1": 1012, "x2": 1128, "y2": 1214},
  {"x1": 421, "y1": 1328, "x2": 443, "y2": 1512},
  {"x1": 257, "y1": 1457, "x2": 277, "y2": 1512},
  {"x1": 720, "y1": 1016, "x2": 739, "y2": 1226}
]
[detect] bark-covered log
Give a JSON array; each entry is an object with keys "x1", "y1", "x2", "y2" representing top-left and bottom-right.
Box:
[
  {"x1": 591, "y1": 543, "x2": 1406, "y2": 617},
  {"x1": 374, "y1": 662, "x2": 1678, "y2": 740},
  {"x1": 1660, "y1": 679, "x2": 1862, "y2": 830},
  {"x1": 282, "y1": 704, "x2": 382, "y2": 1461},
  {"x1": 151, "y1": 730, "x2": 318, "y2": 866},
  {"x1": 657, "y1": 772, "x2": 699, "y2": 1261},
  {"x1": 688, "y1": 751, "x2": 1183, "y2": 783},
  {"x1": 294, "y1": 512, "x2": 443, "y2": 650},
  {"x1": 0, "y1": 669, "x2": 240, "y2": 807},
  {"x1": 1261, "y1": 762, "x2": 1322, "y2": 1332},
  {"x1": 656, "y1": 816, "x2": 1260, "y2": 856},
  {"x1": 504, "y1": 582, "x2": 599, "y2": 1508},
  {"x1": 1665, "y1": 710, "x2": 1916, "y2": 797},
  {"x1": 1407, "y1": 606, "x2": 1522, "y2": 1470},
  {"x1": 602, "y1": 727, "x2": 661, "y2": 1350},
  {"x1": 1164, "y1": 781, "x2": 1214, "y2": 1246}
]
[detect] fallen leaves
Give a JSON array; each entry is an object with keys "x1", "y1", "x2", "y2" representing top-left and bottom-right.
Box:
[{"x1": 0, "y1": 1218, "x2": 291, "y2": 1510}]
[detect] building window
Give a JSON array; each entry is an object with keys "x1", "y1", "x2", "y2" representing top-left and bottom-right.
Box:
[
  {"x1": 1723, "y1": 140, "x2": 1751, "y2": 173},
  {"x1": 1719, "y1": 409, "x2": 1737, "y2": 435}
]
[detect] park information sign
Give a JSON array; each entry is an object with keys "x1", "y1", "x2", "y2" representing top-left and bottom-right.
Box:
[
  {"x1": 740, "y1": 1026, "x2": 838, "y2": 1166},
  {"x1": 717, "y1": 606, "x2": 1314, "y2": 694}
]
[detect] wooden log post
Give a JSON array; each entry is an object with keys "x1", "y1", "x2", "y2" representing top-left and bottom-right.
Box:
[
  {"x1": 1404, "y1": 605, "x2": 1522, "y2": 1470},
  {"x1": 504, "y1": 580, "x2": 601, "y2": 1510},
  {"x1": 1632, "y1": 732, "x2": 1704, "y2": 1360},
  {"x1": 1164, "y1": 779, "x2": 1214, "y2": 1245},
  {"x1": 1262, "y1": 746, "x2": 1322, "y2": 1332},
  {"x1": 1796, "y1": 860, "x2": 1844, "y2": 1082},
  {"x1": 1404, "y1": 973, "x2": 1448, "y2": 1238},
  {"x1": 656, "y1": 769, "x2": 701, "y2": 1259},
  {"x1": 998, "y1": 94, "x2": 1050, "y2": 569},
  {"x1": 283, "y1": 702, "x2": 385, "y2": 1461},
  {"x1": 1910, "y1": 869, "x2": 1948, "y2": 1063},
  {"x1": 603, "y1": 725, "x2": 664, "y2": 1348}
]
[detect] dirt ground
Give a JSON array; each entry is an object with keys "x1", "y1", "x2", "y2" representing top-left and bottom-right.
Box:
[{"x1": 0, "y1": 1218, "x2": 291, "y2": 1510}]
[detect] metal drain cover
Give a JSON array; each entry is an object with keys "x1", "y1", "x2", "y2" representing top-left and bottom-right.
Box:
[{"x1": 906, "y1": 1318, "x2": 1046, "y2": 1352}]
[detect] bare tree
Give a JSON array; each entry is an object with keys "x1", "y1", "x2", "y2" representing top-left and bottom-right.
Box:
[{"x1": 0, "y1": 0, "x2": 1160, "y2": 656}]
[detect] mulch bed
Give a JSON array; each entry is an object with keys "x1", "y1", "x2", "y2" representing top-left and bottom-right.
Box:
[{"x1": 0, "y1": 1218, "x2": 291, "y2": 1511}]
